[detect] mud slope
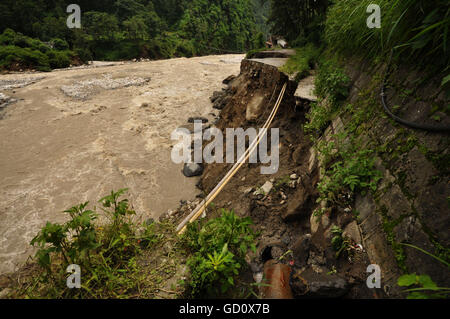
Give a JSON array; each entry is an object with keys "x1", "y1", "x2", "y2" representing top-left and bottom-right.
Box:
[{"x1": 195, "y1": 58, "x2": 375, "y2": 299}]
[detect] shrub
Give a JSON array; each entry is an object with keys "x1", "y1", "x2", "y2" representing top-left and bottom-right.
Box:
[
  {"x1": 28, "y1": 189, "x2": 160, "y2": 298},
  {"x1": 315, "y1": 134, "x2": 382, "y2": 210},
  {"x1": 314, "y1": 60, "x2": 351, "y2": 106},
  {"x1": 51, "y1": 38, "x2": 69, "y2": 50},
  {"x1": 47, "y1": 50, "x2": 71, "y2": 69},
  {"x1": 181, "y1": 209, "x2": 257, "y2": 297},
  {"x1": 279, "y1": 44, "x2": 320, "y2": 81}
]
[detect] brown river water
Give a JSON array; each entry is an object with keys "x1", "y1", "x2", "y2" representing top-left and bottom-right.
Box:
[{"x1": 0, "y1": 54, "x2": 244, "y2": 274}]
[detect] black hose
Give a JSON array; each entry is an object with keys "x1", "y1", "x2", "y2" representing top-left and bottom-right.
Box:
[{"x1": 381, "y1": 50, "x2": 450, "y2": 132}]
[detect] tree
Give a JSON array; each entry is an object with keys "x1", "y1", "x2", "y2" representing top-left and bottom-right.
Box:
[{"x1": 84, "y1": 11, "x2": 119, "y2": 40}]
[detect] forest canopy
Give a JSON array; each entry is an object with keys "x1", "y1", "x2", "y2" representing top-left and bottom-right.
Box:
[{"x1": 0, "y1": 0, "x2": 270, "y2": 69}]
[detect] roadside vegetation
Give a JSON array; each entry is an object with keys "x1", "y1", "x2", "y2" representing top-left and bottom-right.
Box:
[{"x1": 8, "y1": 190, "x2": 258, "y2": 299}]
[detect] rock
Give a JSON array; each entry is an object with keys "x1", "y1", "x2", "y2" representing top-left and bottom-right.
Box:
[
  {"x1": 290, "y1": 174, "x2": 298, "y2": 180},
  {"x1": 213, "y1": 95, "x2": 230, "y2": 110},
  {"x1": 343, "y1": 221, "x2": 362, "y2": 244},
  {"x1": 254, "y1": 181, "x2": 273, "y2": 196},
  {"x1": 261, "y1": 181, "x2": 273, "y2": 195},
  {"x1": 210, "y1": 91, "x2": 224, "y2": 103},
  {"x1": 282, "y1": 187, "x2": 310, "y2": 222},
  {"x1": 291, "y1": 234, "x2": 311, "y2": 267},
  {"x1": 183, "y1": 163, "x2": 204, "y2": 177},
  {"x1": 310, "y1": 213, "x2": 320, "y2": 234},
  {"x1": 281, "y1": 233, "x2": 291, "y2": 246},
  {"x1": 253, "y1": 272, "x2": 263, "y2": 284},
  {"x1": 141, "y1": 103, "x2": 149, "y2": 108},
  {"x1": 246, "y1": 94, "x2": 265, "y2": 122},
  {"x1": 243, "y1": 187, "x2": 253, "y2": 195},
  {"x1": 222, "y1": 75, "x2": 236, "y2": 84},
  {"x1": 291, "y1": 269, "x2": 349, "y2": 298},
  {"x1": 187, "y1": 116, "x2": 208, "y2": 123},
  {"x1": 321, "y1": 213, "x2": 330, "y2": 229},
  {"x1": 0, "y1": 288, "x2": 12, "y2": 299},
  {"x1": 337, "y1": 211, "x2": 353, "y2": 228}
]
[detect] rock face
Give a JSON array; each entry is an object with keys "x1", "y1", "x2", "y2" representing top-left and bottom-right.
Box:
[
  {"x1": 211, "y1": 90, "x2": 231, "y2": 110},
  {"x1": 183, "y1": 163, "x2": 204, "y2": 177},
  {"x1": 291, "y1": 234, "x2": 311, "y2": 267},
  {"x1": 187, "y1": 116, "x2": 208, "y2": 123},
  {"x1": 291, "y1": 269, "x2": 349, "y2": 298},
  {"x1": 282, "y1": 187, "x2": 311, "y2": 221},
  {"x1": 245, "y1": 94, "x2": 265, "y2": 122}
]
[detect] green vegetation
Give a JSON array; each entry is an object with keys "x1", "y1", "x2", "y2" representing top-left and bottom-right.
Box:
[
  {"x1": 266, "y1": 0, "x2": 328, "y2": 46},
  {"x1": 325, "y1": 0, "x2": 449, "y2": 81},
  {"x1": 181, "y1": 209, "x2": 257, "y2": 297},
  {"x1": 279, "y1": 44, "x2": 320, "y2": 81},
  {"x1": 0, "y1": 29, "x2": 76, "y2": 71},
  {"x1": 12, "y1": 190, "x2": 258, "y2": 299},
  {"x1": 0, "y1": 0, "x2": 270, "y2": 70},
  {"x1": 314, "y1": 133, "x2": 382, "y2": 212},
  {"x1": 330, "y1": 226, "x2": 348, "y2": 257},
  {"x1": 397, "y1": 244, "x2": 450, "y2": 299},
  {"x1": 23, "y1": 189, "x2": 162, "y2": 298},
  {"x1": 303, "y1": 60, "x2": 350, "y2": 135}
]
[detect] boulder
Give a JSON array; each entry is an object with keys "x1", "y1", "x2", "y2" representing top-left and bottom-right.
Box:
[
  {"x1": 290, "y1": 268, "x2": 349, "y2": 298},
  {"x1": 187, "y1": 116, "x2": 208, "y2": 123},
  {"x1": 282, "y1": 187, "x2": 310, "y2": 221},
  {"x1": 245, "y1": 94, "x2": 265, "y2": 122},
  {"x1": 183, "y1": 163, "x2": 204, "y2": 177},
  {"x1": 222, "y1": 75, "x2": 236, "y2": 84},
  {"x1": 291, "y1": 234, "x2": 311, "y2": 267},
  {"x1": 343, "y1": 221, "x2": 362, "y2": 244}
]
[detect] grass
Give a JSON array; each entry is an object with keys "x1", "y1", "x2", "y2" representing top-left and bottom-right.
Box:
[
  {"x1": 279, "y1": 44, "x2": 320, "y2": 81},
  {"x1": 324, "y1": 0, "x2": 449, "y2": 75}
]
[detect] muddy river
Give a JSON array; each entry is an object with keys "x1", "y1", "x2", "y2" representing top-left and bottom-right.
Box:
[{"x1": 0, "y1": 54, "x2": 244, "y2": 274}]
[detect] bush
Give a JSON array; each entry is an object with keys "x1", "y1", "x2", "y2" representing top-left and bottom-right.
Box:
[
  {"x1": 0, "y1": 45, "x2": 50, "y2": 71},
  {"x1": 314, "y1": 60, "x2": 351, "y2": 106},
  {"x1": 47, "y1": 50, "x2": 71, "y2": 69},
  {"x1": 28, "y1": 189, "x2": 160, "y2": 298},
  {"x1": 51, "y1": 38, "x2": 69, "y2": 50},
  {"x1": 181, "y1": 209, "x2": 257, "y2": 297},
  {"x1": 279, "y1": 44, "x2": 320, "y2": 81},
  {"x1": 0, "y1": 29, "x2": 79, "y2": 71}
]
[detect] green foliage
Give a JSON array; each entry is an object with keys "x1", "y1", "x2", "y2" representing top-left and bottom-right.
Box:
[
  {"x1": 279, "y1": 44, "x2": 320, "y2": 81},
  {"x1": 267, "y1": 0, "x2": 328, "y2": 44},
  {"x1": 330, "y1": 225, "x2": 351, "y2": 258},
  {"x1": 0, "y1": 0, "x2": 262, "y2": 68},
  {"x1": 28, "y1": 189, "x2": 160, "y2": 298},
  {"x1": 303, "y1": 59, "x2": 350, "y2": 135},
  {"x1": 314, "y1": 60, "x2": 351, "y2": 106},
  {"x1": 181, "y1": 209, "x2": 257, "y2": 297},
  {"x1": 316, "y1": 133, "x2": 382, "y2": 208},
  {"x1": 0, "y1": 29, "x2": 76, "y2": 71},
  {"x1": 397, "y1": 244, "x2": 450, "y2": 299},
  {"x1": 324, "y1": 0, "x2": 449, "y2": 73}
]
